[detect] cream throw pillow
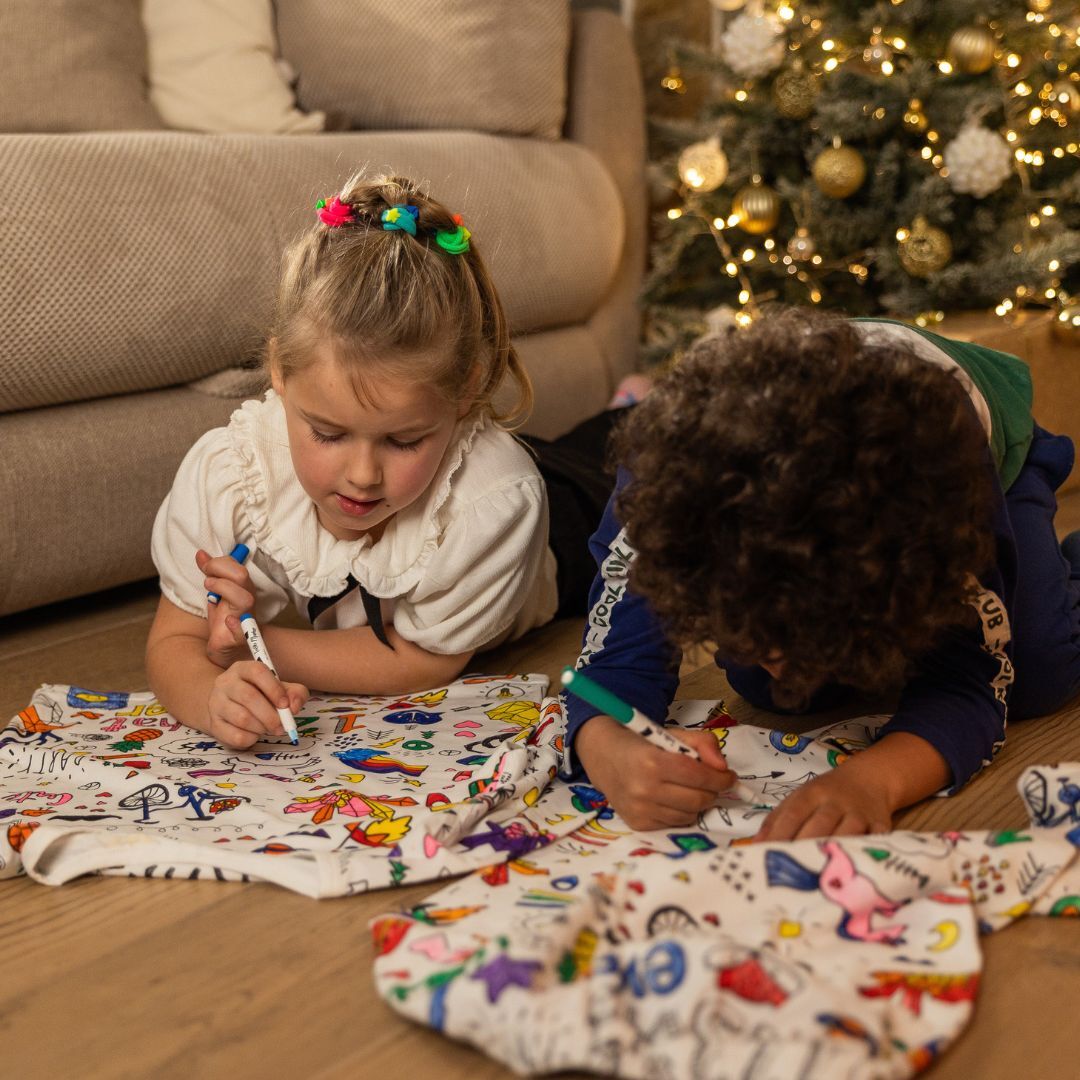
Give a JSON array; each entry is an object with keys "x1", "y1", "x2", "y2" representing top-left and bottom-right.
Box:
[{"x1": 142, "y1": 0, "x2": 324, "y2": 133}]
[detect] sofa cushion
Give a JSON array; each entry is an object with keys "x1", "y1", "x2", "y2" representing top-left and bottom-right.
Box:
[
  {"x1": 0, "y1": 0, "x2": 161, "y2": 132},
  {"x1": 276, "y1": 0, "x2": 571, "y2": 139},
  {"x1": 0, "y1": 131, "x2": 623, "y2": 413},
  {"x1": 143, "y1": 0, "x2": 325, "y2": 134}
]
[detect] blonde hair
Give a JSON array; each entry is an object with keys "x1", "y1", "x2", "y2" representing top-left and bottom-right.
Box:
[{"x1": 270, "y1": 173, "x2": 532, "y2": 427}]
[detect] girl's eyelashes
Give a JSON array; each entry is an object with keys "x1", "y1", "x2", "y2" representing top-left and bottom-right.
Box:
[{"x1": 308, "y1": 426, "x2": 423, "y2": 451}]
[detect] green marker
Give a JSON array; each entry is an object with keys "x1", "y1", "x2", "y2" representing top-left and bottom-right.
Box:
[{"x1": 560, "y1": 666, "x2": 756, "y2": 802}]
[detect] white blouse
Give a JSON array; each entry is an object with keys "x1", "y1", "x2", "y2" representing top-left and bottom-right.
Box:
[{"x1": 151, "y1": 391, "x2": 559, "y2": 654}]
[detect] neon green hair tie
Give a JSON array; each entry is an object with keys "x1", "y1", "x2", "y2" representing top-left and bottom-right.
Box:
[{"x1": 435, "y1": 224, "x2": 471, "y2": 255}]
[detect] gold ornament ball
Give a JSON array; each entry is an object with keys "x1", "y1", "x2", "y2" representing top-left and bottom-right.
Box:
[
  {"x1": 786, "y1": 227, "x2": 817, "y2": 261},
  {"x1": 811, "y1": 144, "x2": 867, "y2": 199},
  {"x1": 772, "y1": 66, "x2": 819, "y2": 119},
  {"x1": 947, "y1": 26, "x2": 996, "y2": 75},
  {"x1": 678, "y1": 137, "x2": 729, "y2": 193},
  {"x1": 732, "y1": 181, "x2": 780, "y2": 235},
  {"x1": 1051, "y1": 304, "x2": 1080, "y2": 346},
  {"x1": 1027, "y1": 0, "x2": 1052, "y2": 12},
  {"x1": 898, "y1": 216, "x2": 952, "y2": 278}
]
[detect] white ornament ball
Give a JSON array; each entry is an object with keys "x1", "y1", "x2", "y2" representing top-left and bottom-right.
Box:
[
  {"x1": 678, "y1": 137, "x2": 729, "y2": 193},
  {"x1": 943, "y1": 123, "x2": 1014, "y2": 198},
  {"x1": 720, "y1": 12, "x2": 786, "y2": 80}
]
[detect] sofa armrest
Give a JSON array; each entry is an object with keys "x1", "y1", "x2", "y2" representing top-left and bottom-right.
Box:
[{"x1": 563, "y1": 8, "x2": 647, "y2": 383}]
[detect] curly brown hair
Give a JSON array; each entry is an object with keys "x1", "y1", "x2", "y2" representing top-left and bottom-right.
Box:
[{"x1": 614, "y1": 308, "x2": 997, "y2": 706}]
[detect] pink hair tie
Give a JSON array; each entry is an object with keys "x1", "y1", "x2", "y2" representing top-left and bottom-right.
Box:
[{"x1": 316, "y1": 196, "x2": 355, "y2": 227}]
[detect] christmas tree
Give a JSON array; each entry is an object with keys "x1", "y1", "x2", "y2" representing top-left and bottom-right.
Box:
[{"x1": 643, "y1": 0, "x2": 1080, "y2": 364}]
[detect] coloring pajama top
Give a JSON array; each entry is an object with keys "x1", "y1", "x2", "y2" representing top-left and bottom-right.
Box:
[
  {"x1": 562, "y1": 319, "x2": 1037, "y2": 792},
  {"x1": 152, "y1": 391, "x2": 559, "y2": 655}
]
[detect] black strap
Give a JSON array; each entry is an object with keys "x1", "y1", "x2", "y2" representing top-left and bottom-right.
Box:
[{"x1": 307, "y1": 574, "x2": 394, "y2": 649}]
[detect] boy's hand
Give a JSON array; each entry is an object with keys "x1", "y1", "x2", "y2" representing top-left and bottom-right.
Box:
[
  {"x1": 196, "y1": 548, "x2": 255, "y2": 668},
  {"x1": 752, "y1": 767, "x2": 894, "y2": 842},
  {"x1": 207, "y1": 660, "x2": 309, "y2": 750},
  {"x1": 575, "y1": 714, "x2": 739, "y2": 831}
]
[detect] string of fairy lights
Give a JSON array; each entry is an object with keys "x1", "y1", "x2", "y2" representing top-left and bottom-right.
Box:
[{"x1": 657, "y1": 0, "x2": 1080, "y2": 338}]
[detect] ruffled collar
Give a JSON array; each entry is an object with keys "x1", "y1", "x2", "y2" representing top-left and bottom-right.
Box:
[{"x1": 225, "y1": 391, "x2": 487, "y2": 599}]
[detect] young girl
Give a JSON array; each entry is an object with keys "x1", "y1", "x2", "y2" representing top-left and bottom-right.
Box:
[{"x1": 146, "y1": 174, "x2": 615, "y2": 749}]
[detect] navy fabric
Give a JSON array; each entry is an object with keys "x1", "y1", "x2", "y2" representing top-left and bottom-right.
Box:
[
  {"x1": 564, "y1": 423, "x2": 1080, "y2": 792},
  {"x1": 1005, "y1": 426, "x2": 1080, "y2": 718}
]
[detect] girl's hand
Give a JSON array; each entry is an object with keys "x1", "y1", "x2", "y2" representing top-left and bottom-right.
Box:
[
  {"x1": 752, "y1": 767, "x2": 894, "y2": 843},
  {"x1": 575, "y1": 714, "x2": 739, "y2": 831},
  {"x1": 196, "y1": 548, "x2": 255, "y2": 668},
  {"x1": 207, "y1": 660, "x2": 309, "y2": 750}
]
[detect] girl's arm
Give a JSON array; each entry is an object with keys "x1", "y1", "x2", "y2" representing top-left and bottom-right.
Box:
[
  {"x1": 198, "y1": 547, "x2": 474, "y2": 697},
  {"x1": 257, "y1": 622, "x2": 473, "y2": 696},
  {"x1": 145, "y1": 596, "x2": 307, "y2": 746}
]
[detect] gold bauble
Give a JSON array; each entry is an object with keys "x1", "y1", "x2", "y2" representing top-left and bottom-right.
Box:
[
  {"x1": 772, "y1": 65, "x2": 819, "y2": 120},
  {"x1": 732, "y1": 180, "x2": 780, "y2": 235},
  {"x1": 811, "y1": 144, "x2": 867, "y2": 199},
  {"x1": 786, "y1": 227, "x2": 817, "y2": 261},
  {"x1": 1051, "y1": 304, "x2": 1080, "y2": 345},
  {"x1": 898, "y1": 215, "x2": 952, "y2": 278},
  {"x1": 1027, "y1": 0, "x2": 1052, "y2": 12},
  {"x1": 947, "y1": 26, "x2": 996, "y2": 75},
  {"x1": 678, "y1": 137, "x2": 729, "y2": 193}
]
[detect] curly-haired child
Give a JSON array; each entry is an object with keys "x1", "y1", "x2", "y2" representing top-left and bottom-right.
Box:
[
  {"x1": 146, "y1": 174, "x2": 620, "y2": 747},
  {"x1": 564, "y1": 308, "x2": 1080, "y2": 839}
]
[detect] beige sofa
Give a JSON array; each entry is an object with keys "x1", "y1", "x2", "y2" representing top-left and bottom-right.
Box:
[{"x1": 0, "y1": 5, "x2": 645, "y2": 618}]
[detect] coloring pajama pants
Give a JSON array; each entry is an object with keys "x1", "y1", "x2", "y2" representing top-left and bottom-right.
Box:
[{"x1": 372, "y1": 752, "x2": 1080, "y2": 1079}]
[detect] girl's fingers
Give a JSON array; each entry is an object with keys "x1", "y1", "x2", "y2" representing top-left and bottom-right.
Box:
[
  {"x1": 236, "y1": 661, "x2": 292, "y2": 715},
  {"x1": 285, "y1": 682, "x2": 310, "y2": 712},
  {"x1": 202, "y1": 577, "x2": 254, "y2": 613}
]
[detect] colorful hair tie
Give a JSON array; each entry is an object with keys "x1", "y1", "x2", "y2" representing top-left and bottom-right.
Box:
[
  {"x1": 380, "y1": 205, "x2": 419, "y2": 236},
  {"x1": 435, "y1": 215, "x2": 472, "y2": 255},
  {"x1": 316, "y1": 196, "x2": 355, "y2": 227}
]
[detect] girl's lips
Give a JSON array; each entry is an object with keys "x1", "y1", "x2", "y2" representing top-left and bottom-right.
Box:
[{"x1": 335, "y1": 493, "x2": 381, "y2": 517}]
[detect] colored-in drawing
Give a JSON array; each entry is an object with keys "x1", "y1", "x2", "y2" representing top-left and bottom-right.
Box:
[
  {"x1": 66, "y1": 688, "x2": 131, "y2": 710},
  {"x1": 332, "y1": 748, "x2": 427, "y2": 777},
  {"x1": 485, "y1": 700, "x2": 541, "y2": 729},
  {"x1": 858, "y1": 971, "x2": 979, "y2": 1016},
  {"x1": 383, "y1": 710, "x2": 443, "y2": 726},
  {"x1": 769, "y1": 731, "x2": 812, "y2": 755},
  {"x1": 716, "y1": 955, "x2": 789, "y2": 1006},
  {"x1": 765, "y1": 841, "x2": 908, "y2": 944},
  {"x1": 108, "y1": 729, "x2": 163, "y2": 753}
]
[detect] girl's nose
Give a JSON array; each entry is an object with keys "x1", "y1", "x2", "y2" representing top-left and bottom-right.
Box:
[{"x1": 347, "y1": 446, "x2": 382, "y2": 491}]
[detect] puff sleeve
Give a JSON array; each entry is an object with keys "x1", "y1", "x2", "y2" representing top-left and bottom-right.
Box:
[
  {"x1": 150, "y1": 428, "x2": 291, "y2": 623},
  {"x1": 390, "y1": 476, "x2": 553, "y2": 654}
]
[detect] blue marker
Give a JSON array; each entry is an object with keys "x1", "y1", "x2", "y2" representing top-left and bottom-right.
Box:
[{"x1": 206, "y1": 543, "x2": 250, "y2": 605}]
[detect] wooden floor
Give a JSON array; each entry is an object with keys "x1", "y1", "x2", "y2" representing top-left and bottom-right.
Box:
[{"x1": 1, "y1": 492, "x2": 1078, "y2": 1079}]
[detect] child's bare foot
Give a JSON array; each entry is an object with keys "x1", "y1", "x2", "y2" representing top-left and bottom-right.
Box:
[{"x1": 608, "y1": 373, "x2": 653, "y2": 409}]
